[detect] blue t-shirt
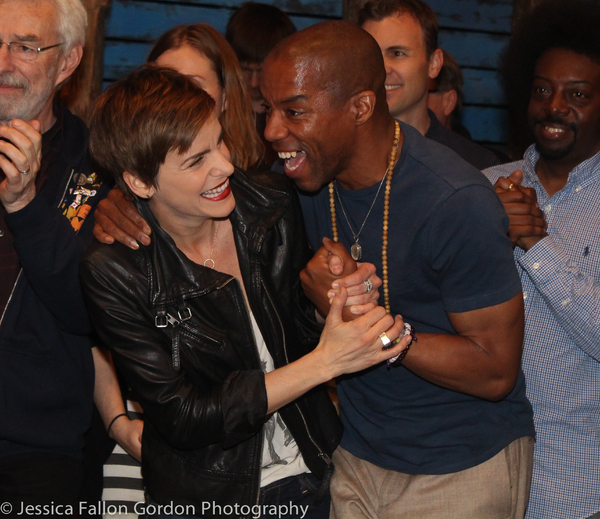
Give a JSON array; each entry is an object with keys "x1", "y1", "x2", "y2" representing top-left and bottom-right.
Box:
[{"x1": 298, "y1": 121, "x2": 534, "y2": 475}]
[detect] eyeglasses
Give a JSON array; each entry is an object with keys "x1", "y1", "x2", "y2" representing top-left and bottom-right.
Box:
[{"x1": 0, "y1": 41, "x2": 64, "y2": 62}]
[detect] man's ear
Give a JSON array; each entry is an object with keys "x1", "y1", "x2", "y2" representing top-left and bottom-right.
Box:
[
  {"x1": 55, "y1": 43, "x2": 83, "y2": 87},
  {"x1": 349, "y1": 90, "x2": 376, "y2": 126},
  {"x1": 442, "y1": 89, "x2": 458, "y2": 117},
  {"x1": 428, "y1": 48, "x2": 444, "y2": 80},
  {"x1": 123, "y1": 171, "x2": 155, "y2": 199}
]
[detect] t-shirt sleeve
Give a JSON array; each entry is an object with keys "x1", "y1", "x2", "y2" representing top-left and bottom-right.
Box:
[{"x1": 425, "y1": 183, "x2": 522, "y2": 313}]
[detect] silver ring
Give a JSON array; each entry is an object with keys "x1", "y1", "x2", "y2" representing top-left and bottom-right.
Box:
[
  {"x1": 20, "y1": 168, "x2": 30, "y2": 175},
  {"x1": 379, "y1": 332, "x2": 391, "y2": 349},
  {"x1": 364, "y1": 279, "x2": 373, "y2": 293}
]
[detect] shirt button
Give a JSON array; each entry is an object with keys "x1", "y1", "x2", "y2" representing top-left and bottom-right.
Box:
[
  {"x1": 544, "y1": 204, "x2": 552, "y2": 212},
  {"x1": 562, "y1": 299, "x2": 571, "y2": 306},
  {"x1": 532, "y1": 262, "x2": 540, "y2": 269},
  {"x1": 523, "y1": 292, "x2": 528, "y2": 299},
  {"x1": 575, "y1": 186, "x2": 582, "y2": 192}
]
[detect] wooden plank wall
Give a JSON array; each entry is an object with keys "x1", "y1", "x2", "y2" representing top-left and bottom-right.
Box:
[{"x1": 102, "y1": 0, "x2": 513, "y2": 148}]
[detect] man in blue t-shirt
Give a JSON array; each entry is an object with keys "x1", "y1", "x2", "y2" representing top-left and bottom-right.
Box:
[{"x1": 261, "y1": 20, "x2": 534, "y2": 519}]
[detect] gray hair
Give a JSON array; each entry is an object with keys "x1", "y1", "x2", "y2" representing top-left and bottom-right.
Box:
[{"x1": 51, "y1": 0, "x2": 88, "y2": 50}]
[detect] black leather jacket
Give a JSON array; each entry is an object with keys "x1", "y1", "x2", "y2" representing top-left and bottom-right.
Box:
[{"x1": 80, "y1": 170, "x2": 342, "y2": 512}]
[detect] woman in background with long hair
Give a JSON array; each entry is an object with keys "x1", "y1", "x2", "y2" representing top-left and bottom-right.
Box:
[{"x1": 149, "y1": 23, "x2": 264, "y2": 171}]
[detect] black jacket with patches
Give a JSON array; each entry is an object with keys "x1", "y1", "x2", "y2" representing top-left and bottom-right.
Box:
[{"x1": 0, "y1": 104, "x2": 108, "y2": 459}]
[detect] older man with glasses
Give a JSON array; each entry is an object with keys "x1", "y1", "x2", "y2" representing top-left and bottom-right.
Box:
[{"x1": 0, "y1": 0, "x2": 111, "y2": 512}]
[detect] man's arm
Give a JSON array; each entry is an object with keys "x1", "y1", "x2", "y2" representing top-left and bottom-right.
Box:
[
  {"x1": 517, "y1": 237, "x2": 600, "y2": 361},
  {"x1": 393, "y1": 181, "x2": 526, "y2": 401},
  {"x1": 402, "y1": 293, "x2": 524, "y2": 401},
  {"x1": 495, "y1": 171, "x2": 600, "y2": 361},
  {"x1": 1, "y1": 119, "x2": 106, "y2": 332}
]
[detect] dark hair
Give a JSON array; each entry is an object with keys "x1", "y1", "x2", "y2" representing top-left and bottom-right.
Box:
[
  {"x1": 89, "y1": 65, "x2": 214, "y2": 194},
  {"x1": 226, "y1": 2, "x2": 296, "y2": 64},
  {"x1": 148, "y1": 23, "x2": 263, "y2": 171},
  {"x1": 265, "y1": 21, "x2": 388, "y2": 117},
  {"x1": 501, "y1": 0, "x2": 600, "y2": 136},
  {"x1": 357, "y1": 0, "x2": 438, "y2": 58},
  {"x1": 431, "y1": 50, "x2": 464, "y2": 114}
]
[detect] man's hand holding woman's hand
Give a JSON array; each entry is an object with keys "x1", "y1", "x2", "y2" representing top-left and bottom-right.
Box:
[
  {"x1": 300, "y1": 237, "x2": 381, "y2": 319},
  {"x1": 314, "y1": 287, "x2": 411, "y2": 379}
]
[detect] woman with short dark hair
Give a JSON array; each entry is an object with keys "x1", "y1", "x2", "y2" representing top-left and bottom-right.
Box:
[{"x1": 82, "y1": 65, "x2": 409, "y2": 517}]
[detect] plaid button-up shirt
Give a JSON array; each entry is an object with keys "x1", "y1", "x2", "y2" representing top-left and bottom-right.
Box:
[{"x1": 485, "y1": 146, "x2": 600, "y2": 519}]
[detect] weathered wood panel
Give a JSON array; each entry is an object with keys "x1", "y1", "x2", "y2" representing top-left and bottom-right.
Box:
[
  {"x1": 104, "y1": 0, "x2": 328, "y2": 80},
  {"x1": 107, "y1": 0, "x2": 329, "y2": 41},
  {"x1": 438, "y1": 30, "x2": 509, "y2": 69},
  {"x1": 462, "y1": 106, "x2": 509, "y2": 143},
  {"x1": 133, "y1": 0, "x2": 343, "y2": 17},
  {"x1": 106, "y1": 1, "x2": 231, "y2": 40},
  {"x1": 103, "y1": 41, "x2": 152, "y2": 80},
  {"x1": 344, "y1": 0, "x2": 512, "y2": 29},
  {"x1": 427, "y1": 0, "x2": 513, "y2": 33},
  {"x1": 102, "y1": 0, "x2": 513, "y2": 146},
  {"x1": 462, "y1": 69, "x2": 504, "y2": 106}
]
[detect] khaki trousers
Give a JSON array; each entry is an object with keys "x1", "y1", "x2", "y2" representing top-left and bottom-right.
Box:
[{"x1": 330, "y1": 436, "x2": 534, "y2": 519}]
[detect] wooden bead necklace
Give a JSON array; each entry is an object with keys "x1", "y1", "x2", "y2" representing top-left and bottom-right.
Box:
[{"x1": 328, "y1": 120, "x2": 401, "y2": 313}]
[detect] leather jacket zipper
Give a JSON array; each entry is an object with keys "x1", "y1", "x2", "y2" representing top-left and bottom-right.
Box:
[{"x1": 153, "y1": 278, "x2": 233, "y2": 370}]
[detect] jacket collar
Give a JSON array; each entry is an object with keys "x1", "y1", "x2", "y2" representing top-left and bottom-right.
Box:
[{"x1": 137, "y1": 169, "x2": 291, "y2": 307}]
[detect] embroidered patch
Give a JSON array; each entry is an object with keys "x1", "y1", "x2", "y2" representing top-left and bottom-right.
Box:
[{"x1": 61, "y1": 171, "x2": 102, "y2": 232}]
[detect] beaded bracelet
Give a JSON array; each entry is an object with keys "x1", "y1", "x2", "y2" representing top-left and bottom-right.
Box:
[{"x1": 387, "y1": 323, "x2": 417, "y2": 368}]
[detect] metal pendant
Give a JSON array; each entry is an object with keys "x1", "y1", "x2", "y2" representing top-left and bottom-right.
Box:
[{"x1": 351, "y1": 242, "x2": 362, "y2": 261}]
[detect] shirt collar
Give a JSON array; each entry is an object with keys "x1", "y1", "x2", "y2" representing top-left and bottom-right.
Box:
[{"x1": 523, "y1": 144, "x2": 600, "y2": 189}]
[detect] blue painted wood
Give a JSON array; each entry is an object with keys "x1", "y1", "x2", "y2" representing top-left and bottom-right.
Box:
[
  {"x1": 102, "y1": 0, "x2": 514, "y2": 145},
  {"x1": 428, "y1": 0, "x2": 513, "y2": 33},
  {"x1": 104, "y1": 41, "x2": 153, "y2": 79},
  {"x1": 107, "y1": 0, "x2": 327, "y2": 41},
  {"x1": 462, "y1": 68, "x2": 505, "y2": 106},
  {"x1": 125, "y1": 0, "x2": 342, "y2": 17},
  {"x1": 439, "y1": 30, "x2": 509, "y2": 69},
  {"x1": 462, "y1": 106, "x2": 509, "y2": 143}
]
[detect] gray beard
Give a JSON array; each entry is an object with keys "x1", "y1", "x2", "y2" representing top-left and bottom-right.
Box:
[{"x1": 0, "y1": 72, "x2": 56, "y2": 124}]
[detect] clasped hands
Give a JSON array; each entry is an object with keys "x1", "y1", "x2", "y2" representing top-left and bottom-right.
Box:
[
  {"x1": 494, "y1": 170, "x2": 548, "y2": 251},
  {"x1": 301, "y1": 237, "x2": 412, "y2": 370},
  {"x1": 0, "y1": 119, "x2": 42, "y2": 213},
  {"x1": 299, "y1": 236, "x2": 381, "y2": 320}
]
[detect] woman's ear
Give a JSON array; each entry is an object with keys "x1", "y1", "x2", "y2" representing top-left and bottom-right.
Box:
[
  {"x1": 221, "y1": 91, "x2": 228, "y2": 113},
  {"x1": 123, "y1": 171, "x2": 155, "y2": 199}
]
